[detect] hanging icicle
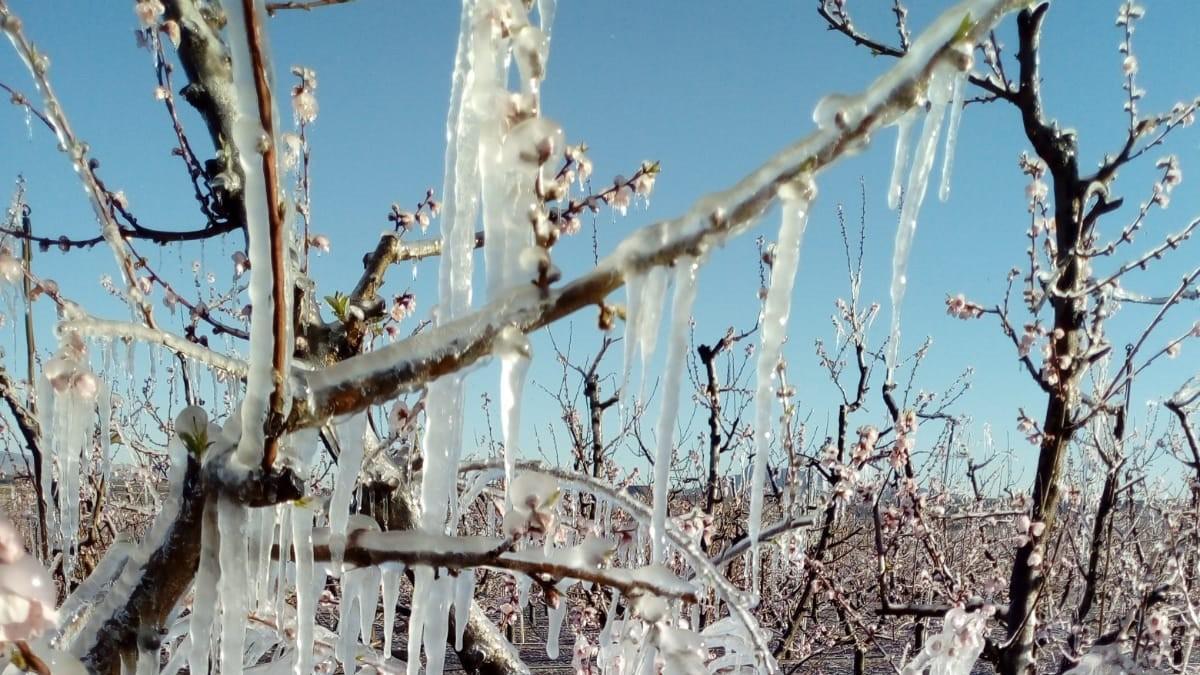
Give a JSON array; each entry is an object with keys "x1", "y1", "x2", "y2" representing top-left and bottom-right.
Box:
[
  {"x1": 887, "y1": 64, "x2": 955, "y2": 381},
  {"x1": 748, "y1": 176, "x2": 815, "y2": 587},
  {"x1": 650, "y1": 259, "x2": 700, "y2": 564}
]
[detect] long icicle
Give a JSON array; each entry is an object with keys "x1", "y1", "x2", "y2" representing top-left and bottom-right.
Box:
[
  {"x1": 887, "y1": 65, "x2": 954, "y2": 381},
  {"x1": 938, "y1": 67, "x2": 968, "y2": 202},
  {"x1": 650, "y1": 259, "x2": 700, "y2": 564},
  {"x1": 749, "y1": 177, "x2": 815, "y2": 587}
]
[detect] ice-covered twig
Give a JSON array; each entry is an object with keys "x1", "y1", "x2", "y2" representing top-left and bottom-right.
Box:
[
  {"x1": 304, "y1": 529, "x2": 699, "y2": 604},
  {"x1": 0, "y1": 1, "x2": 154, "y2": 326},
  {"x1": 225, "y1": 0, "x2": 292, "y2": 471},
  {"x1": 57, "y1": 317, "x2": 249, "y2": 377}
]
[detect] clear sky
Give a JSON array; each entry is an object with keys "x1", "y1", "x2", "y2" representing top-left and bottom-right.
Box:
[{"x1": 1, "y1": 1, "x2": 1198, "y2": 485}]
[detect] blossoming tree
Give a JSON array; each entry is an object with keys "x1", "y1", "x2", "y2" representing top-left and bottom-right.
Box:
[{"x1": 0, "y1": 0, "x2": 1197, "y2": 674}]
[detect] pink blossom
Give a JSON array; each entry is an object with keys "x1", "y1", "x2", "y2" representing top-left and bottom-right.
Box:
[{"x1": 133, "y1": 0, "x2": 165, "y2": 27}]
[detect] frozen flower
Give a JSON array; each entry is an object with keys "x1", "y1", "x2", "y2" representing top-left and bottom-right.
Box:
[
  {"x1": 0, "y1": 252, "x2": 23, "y2": 285},
  {"x1": 163, "y1": 288, "x2": 178, "y2": 313},
  {"x1": 136, "y1": 276, "x2": 153, "y2": 295},
  {"x1": 292, "y1": 89, "x2": 318, "y2": 125},
  {"x1": 161, "y1": 19, "x2": 180, "y2": 47},
  {"x1": 1190, "y1": 320, "x2": 1200, "y2": 338},
  {"x1": 390, "y1": 293, "x2": 416, "y2": 322},
  {"x1": 308, "y1": 234, "x2": 331, "y2": 253},
  {"x1": 0, "y1": 513, "x2": 57, "y2": 643},
  {"x1": 232, "y1": 251, "x2": 249, "y2": 277},
  {"x1": 632, "y1": 169, "x2": 656, "y2": 195},
  {"x1": 1167, "y1": 342, "x2": 1181, "y2": 359},
  {"x1": 281, "y1": 132, "x2": 302, "y2": 171},
  {"x1": 134, "y1": 0, "x2": 165, "y2": 27},
  {"x1": 153, "y1": 86, "x2": 169, "y2": 101}
]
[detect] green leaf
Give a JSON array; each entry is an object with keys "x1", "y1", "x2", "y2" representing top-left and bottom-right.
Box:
[
  {"x1": 178, "y1": 428, "x2": 212, "y2": 458},
  {"x1": 954, "y1": 12, "x2": 974, "y2": 42}
]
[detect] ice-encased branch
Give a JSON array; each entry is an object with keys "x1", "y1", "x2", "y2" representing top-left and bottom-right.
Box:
[
  {"x1": 285, "y1": 0, "x2": 1026, "y2": 432},
  {"x1": 304, "y1": 529, "x2": 699, "y2": 603}
]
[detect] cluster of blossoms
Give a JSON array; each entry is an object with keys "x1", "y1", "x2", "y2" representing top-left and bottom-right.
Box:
[
  {"x1": 1017, "y1": 411, "x2": 1042, "y2": 445},
  {"x1": 387, "y1": 189, "x2": 441, "y2": 232},
  {"x1": 1015, "y1": 514, "x2": 1047, "y2": 567},
  {"x1": 675, "y1": 508, "x2": 713, "y2": 549},
  {"x1": 45, "y1": 330, "x2": 98, "y2": 399},
  {"x1": 291, "y1": 66, "x2": 319, "y2": 126},
  {"x1": 889, "y1": 410, "x2": 918, "y2": 471},
  {"x1": 1151, "y1": 155, "x2": 1183, "y2": 208},
  {"x1": 133, "y1": 0, "x2": 179, "y2": 47},
  {"x1": 901, "y1": 606, "x2": 992, "y2": 674},
  {"x1": 1019, "y1": 152, "x2": 1050, "y2": 213},
  {"x1": 945, "y1": 293, "x2": 984, "y2": 320},
  {"x1": 850, "y1": 425, "x2": 878, "y2": 466}
]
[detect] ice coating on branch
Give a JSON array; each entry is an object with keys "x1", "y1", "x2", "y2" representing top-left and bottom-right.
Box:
[
  {"x1": 900, "y1": 607, "x2": 988, "y2": 674},
  {"x1": 888, "y1": 64, "x2": 955, "y2": 380},
  {"x1": 217, "y1": 496, "x2": 250, "y2": 675},
  {"x1": 291, "y1": 502, "x2": 318, "y2": 675},
  {"x1": 939, "y1": 67, "x2": 968, "y2": 201},
  {"x1": 888, "y1": 110, "x2": 917, "y2": 209},
  {"x1": 496, "y1": 325, "x2": 531, "y2": 504},
  {"x1": 329, "y1": 412, "x2": 366, "y2": 563},
  {"x1": 225, "y1": 0, "x2": 290, "y2": 465},
  {"x1": 650, "y1": 260, "x2": 700, "y2": 563},
  {"x1": 749, "y1": 177, "x2": 814, "y2": 585}
]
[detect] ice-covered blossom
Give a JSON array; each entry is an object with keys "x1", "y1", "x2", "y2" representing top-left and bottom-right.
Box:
[
  {"x1": 503, "y1": 471, "x2": 560, "y2": 537},
  {"x1": 945, "y1": 293, "x2": 984, "y2": 319},
  {"x1": 232, "y1": 251, "x2": 249, "y2": 277},
  {"x1": 901, "y1": 606, "x2": 991, "y2": 674},
  {"x1": 307, "y1": 234, "x2": 331, "y2": 253},
  {"x1": 291, "y1": 67, "x2": 319, "y2": 125},
  {"x1": 0, "y1": 512, "x2": 57, "y2": 642},
  {"x1": 390, "y1": 293, "x2": 416, "y2": 322},
  {"x1": 0, "y1": 250, "x2": 22, "y2": 284},
  {"x1": 133, "y1": 0, "x2": 164, "y2": 27}
]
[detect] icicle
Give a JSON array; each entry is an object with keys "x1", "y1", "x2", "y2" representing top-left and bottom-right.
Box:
[
  {"x1": 620, "y1": 270, "x2": 646, "y2": 416},
  {"x1": 453, "y1": 570, "x2": 475, "y2": 651},
  {"x1": 188, "y1": 500, "x2": 220, "y2": 675},
  {"x1": 217, "y1": 496, "x2": 250, "y2": 675},
  {"x1": 272, "y1": 503, "x2": 292, "y2": 620},
  {"x1": 637, "y1": 266, "x2": 668, "y2": 403},
  {"x1": 381, "y1": 564, "x2": 404, "y2": 658},
  {"x1": 97, "y1": 378, "x2": 111, "y2": 493},
  {"x1": 497, "y1": 325, "x2": 531, "y2": 504},
  {"x1": 225, "y1": 0, "x2": 292, "y2": 465},
  {"x1": 546, "y1": 583, "x2": 568, "y2": 659},
  {"x1": 421, "y1": 573, "x2": 454, "y2": 675},
  {"x1": 887, "y1": 110, "x2": 916, "y2": 210},
  {"x1": 887, "y1": 66, "x2": 953, "y2": 380},
  {"x1": 938, "y1": 68, "x2": 968, "y2": 202},
  {"x1": 650, "y1": 259, "x2": 700, "y2": 564},
  {"x1": 252, "y1": 506, "x2": 274, "y2": 611},
  {"x1": 749, "y1": 176, "x2": 815, "y2": 587},
  {"x1": 135, "y1": 643, "x2": 157, "y2": 675},
  {"x1": 406, "y1": 566, "x2": 432, "y2": 675},
  {"x1": 329, "y1": 412, "x2": 366, "y2": 564},
  {"x1": 291, "y1": 502, "x2": 317, "y2": 675},
  {"x1": 537, "y1": 0, "x2": 556, "y2": 37}
]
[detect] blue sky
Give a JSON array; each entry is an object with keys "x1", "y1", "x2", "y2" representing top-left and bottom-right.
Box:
[{"x1": 1, "y1": 1, "x2": 1198, "y2": 484}]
